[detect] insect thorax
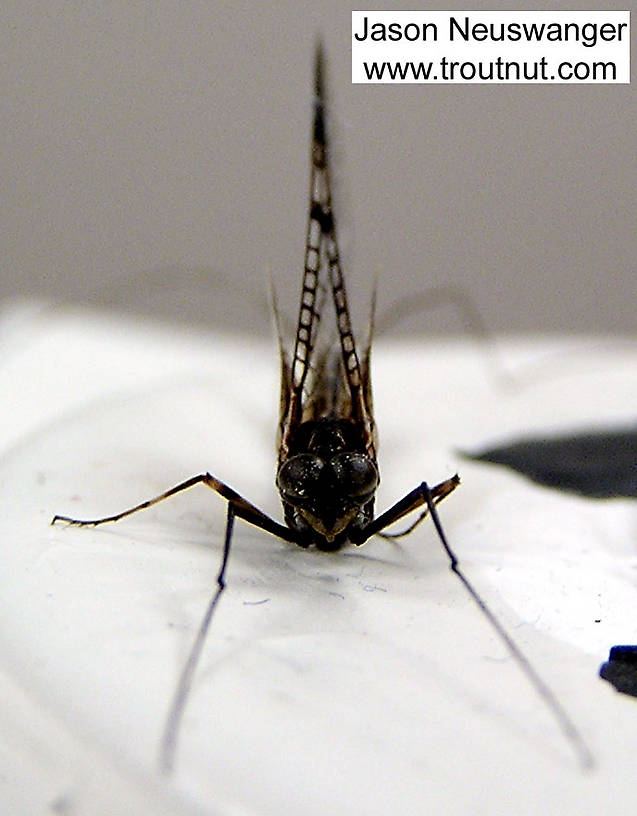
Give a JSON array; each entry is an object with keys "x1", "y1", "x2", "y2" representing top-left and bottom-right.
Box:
[{"x1": 276, "y1": 417, "x2": 379, "y2": 551}]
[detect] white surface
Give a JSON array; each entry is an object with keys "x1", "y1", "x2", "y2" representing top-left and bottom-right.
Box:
[{"x1": 1, "y1": 303, "x2": 636, "y2": 814}]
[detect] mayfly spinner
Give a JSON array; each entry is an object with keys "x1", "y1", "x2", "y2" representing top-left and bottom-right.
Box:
[{"x1": 52, "y1": 45, "x2": 593, "y2": 773}]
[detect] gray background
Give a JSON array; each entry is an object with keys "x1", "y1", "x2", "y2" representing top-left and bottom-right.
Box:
[{"x1": 2, "y1": 1, "x2": 635, "y2": 337}]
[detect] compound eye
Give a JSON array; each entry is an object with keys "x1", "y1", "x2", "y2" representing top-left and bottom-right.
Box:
[
  {"x1": 276, "y1": 454, "x2": 325, "y2": 501},
  {"x1": 330, "y1": 452, "x2": 379, "y2": 500}
]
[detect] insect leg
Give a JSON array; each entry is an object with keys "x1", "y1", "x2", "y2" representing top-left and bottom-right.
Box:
[
  {"x1": 360, "y1": 479, "x2": 594, "y2": 770},
  {"x1": 52, "y1": 472, "x2": 300, "y2": 544},
  {"x1": 159, "y1": 502, "x2": 236, "y2": 774},
  {"x1": 422, "y1": 484, "x2": 594, "y2": 770},
  {"x1": 355, "y1": 475, "x2": 460, "y2": 543}
]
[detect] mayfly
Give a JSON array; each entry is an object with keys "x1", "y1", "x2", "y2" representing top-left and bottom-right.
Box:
[{"x1": 52, "y1": 45, "x2": 592, "y2": 773}]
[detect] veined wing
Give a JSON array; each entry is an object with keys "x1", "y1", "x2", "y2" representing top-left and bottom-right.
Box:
[{"x1": 278, "y1": 45, "x2": 376, "y2": 466}]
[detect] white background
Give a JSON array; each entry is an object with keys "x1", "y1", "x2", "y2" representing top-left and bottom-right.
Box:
[{"x1": 1, "y1": 309, "x2": 636, "y2": 814}]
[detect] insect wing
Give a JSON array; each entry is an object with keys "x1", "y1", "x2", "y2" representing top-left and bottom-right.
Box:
[{"x1": 278, "y1": 48, "x2": 376, "y2": 466}]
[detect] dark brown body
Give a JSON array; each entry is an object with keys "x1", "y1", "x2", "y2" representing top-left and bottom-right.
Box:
[{"x1": 273, "y1": 48, "x2": 381, "y2": 551}]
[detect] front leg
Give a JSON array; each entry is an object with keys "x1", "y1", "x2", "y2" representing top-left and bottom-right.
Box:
[
  {"x1": 52, "y1": 471, "x2": 300, "y2": 545},
  {"x1": 353, "y1": 474, "x2": 460, "y2": 544}
]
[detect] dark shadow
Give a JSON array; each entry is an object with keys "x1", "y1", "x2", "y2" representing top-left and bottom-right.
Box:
[
  {"x1": 600, "y1": 646, "x2": 637, "y2": 697},
  {"x1": 463, "y1": 426, "x2": 637, "y2": 499}
]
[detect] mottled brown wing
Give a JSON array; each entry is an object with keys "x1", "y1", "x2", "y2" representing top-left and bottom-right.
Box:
[{"x1": 278, "y1": 46, "x2": 376, "y2": 465}]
